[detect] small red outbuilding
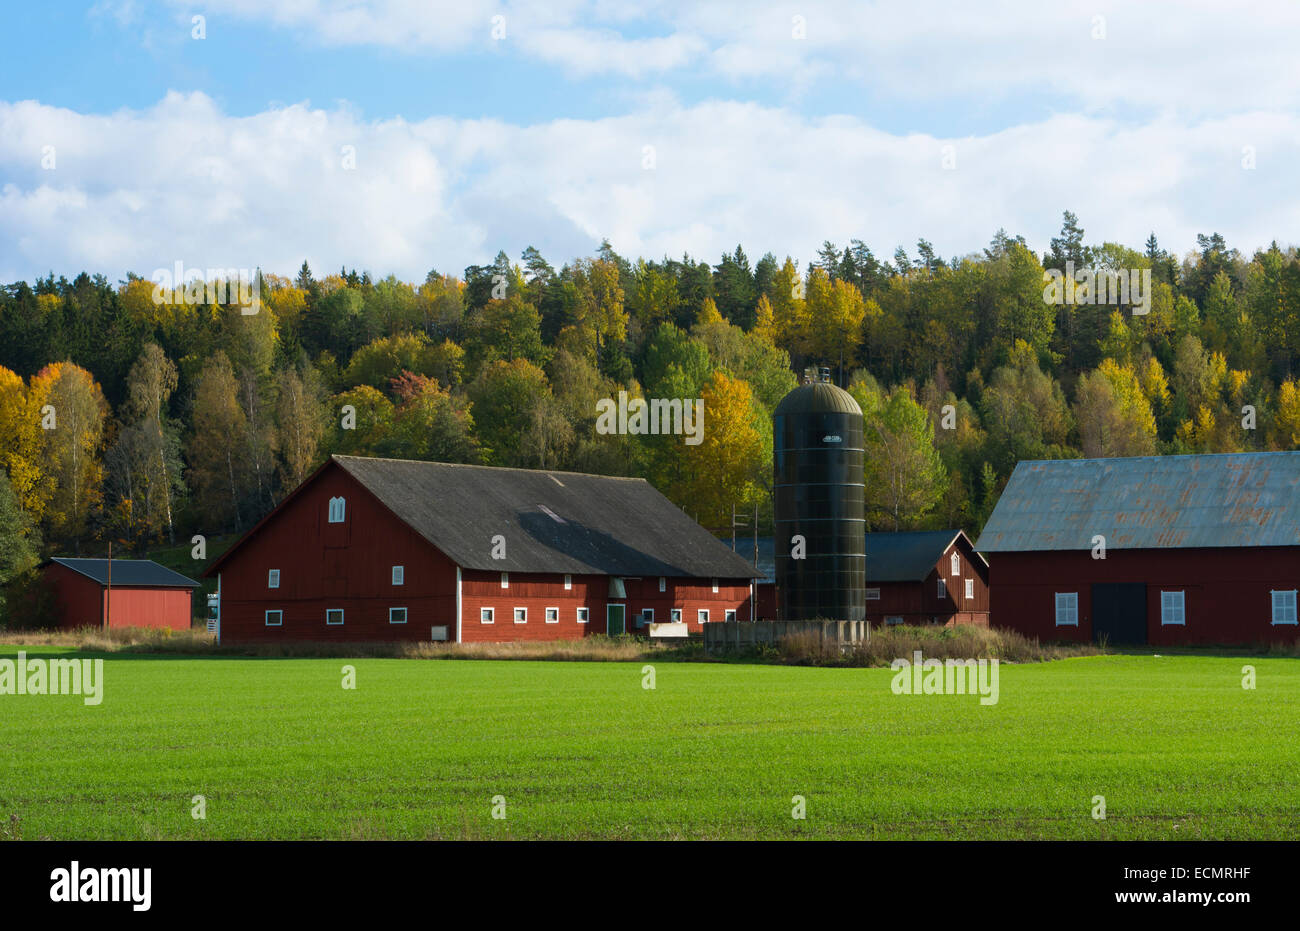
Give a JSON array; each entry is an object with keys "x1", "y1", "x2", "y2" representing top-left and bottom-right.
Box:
[{"x1": 42, "y1": 558, "x2": 200, "y2": 631}]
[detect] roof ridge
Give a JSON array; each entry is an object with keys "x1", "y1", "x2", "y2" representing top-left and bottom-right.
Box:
[{"x1": 331, "y1": 454, "x2": 648, "y2": 483}]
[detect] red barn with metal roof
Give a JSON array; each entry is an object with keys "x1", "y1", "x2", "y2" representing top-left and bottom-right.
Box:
[
  {"x1": 205, "y1": 455, "x2": 761, "y2": 644},
  {"x1": 42, "y1": 558, "x2": 199, "y2": 631},
  {"x1": 976, "y1": 452, "x2": 1300, "y2": 645}
]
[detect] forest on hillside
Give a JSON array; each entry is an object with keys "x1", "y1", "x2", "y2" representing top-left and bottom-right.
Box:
[{"x1": 2, "y1": 211, "x2": 1300, "y2": 617}]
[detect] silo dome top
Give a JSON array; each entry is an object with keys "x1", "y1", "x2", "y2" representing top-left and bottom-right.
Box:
[{"x1": 774, "y1": 381, "x2": 862, "y2": 417}]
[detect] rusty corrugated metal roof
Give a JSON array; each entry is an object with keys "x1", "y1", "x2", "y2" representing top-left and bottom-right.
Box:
[{"x1": 975, "y1": 452, "x2": 1300, "y2": 552}]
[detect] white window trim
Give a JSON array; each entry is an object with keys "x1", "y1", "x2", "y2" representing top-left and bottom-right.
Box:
[
  {"x1": 698, "y1": 609, "x2": 709, "y2": 623},
  {"x1": 670, "y1": 609, "x2": 682, "y2": 623},
  {"x1": 937, "y1": 578, "x2": 947, "y2": 600},
  {"x1": 389, "y1": 607, "x2": 408, "y2": 624},
  {"x1": 1160, "y1": 590, "x2": 1186, "y2": 626},
  {"x1": 724, "y1": 609, "x2": 737, "y2": 623},
  {"x1": 267, "y1": 569, "x2": 280, "y2": 589},
  {"x1": 564, "y1": 574, "x2": 572, "y2": 590},
  {"x1": 1054, "y1": 592, "x2": 1079, "y2": 627},
  {"x1": 480, "y1": 607, "x2": 495, "y2": 625},
  {"x1": 950, "y1": 553, "x2": 960, "y2": 576},
  {"x1": 865, "y1": 587, "x2": 881, "y2": 600},
  {"x1": 965, "y1": 579, "x2": 975, "y2": 600},
  {"x1": 659, "y1": 577, "x2": 666, "y2": 593},
  {"x1": 326, "y1": 608, "x2": 344, "y2": 626},
  {"x1": 576, "y1": 607, "x2": 589, "y2": 624},
  {"x1": 545, "y1": 606, "x2": 559, "y2": 624},
  {"x1": 885, "y1": 616, "x2": 904, "y2": 626},
  {"x1": 641, "y1": 608, "x2": 654, "y2": 624},
  {"x1": 500, "y1": 572, "x2": 509, "y2": 589},
  {"x1": 711, "y1": 579, "x2": 719, "y2": 594},
  {"x1": 392, "y1": 565, "x2": 404, "y2": 586},
  {"x1": 265, "y1": 610, "x2": 283, "y2": 627},
  {"x1": 514, "y1": 607, "x2": 527, "y2": 624},
  {"x1": 327, "y1": 496, "x2": 346, "y2": 523},
  {"x1": 1270, "y1": 589, "x2": 1298, "y2": 625}
]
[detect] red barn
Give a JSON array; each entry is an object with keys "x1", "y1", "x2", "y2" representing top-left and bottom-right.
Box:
[
  {"x1": 976, "y1": 452, "x2": 1300, "y2": 645},
  {"x1": 42, "y1": 558, "x2": 199, "y2": 631},
  {"x1": 205, "y1": 455, "x2": 761, "y2": 644},
  {"x1": 863, "y1": 530, "x2": 990, "y2": 627}
]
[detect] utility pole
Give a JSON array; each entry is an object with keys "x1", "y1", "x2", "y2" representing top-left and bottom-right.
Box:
[{"x1": 105, "y1": 540, "x2": 112, "y2": 631}]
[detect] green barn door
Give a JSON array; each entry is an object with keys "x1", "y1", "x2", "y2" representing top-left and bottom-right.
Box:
[{"x1": 606, "y1": 604, "x2": 626, "y2": 636}]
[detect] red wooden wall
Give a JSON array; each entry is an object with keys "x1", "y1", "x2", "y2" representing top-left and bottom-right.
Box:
[
  {"x1": 988, "y1": 546, "x2": 1300, "y2": 645},
  {"x1": 43, "y1": 563, "x2": 193, "y2": 631},
  {"x1": 863, "y1": 535, "x2": 990, "y2": 627}
]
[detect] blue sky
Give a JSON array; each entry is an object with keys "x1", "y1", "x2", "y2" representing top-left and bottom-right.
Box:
[{"x1": 1, "y1": 1, "x2": 1298, "y2": 282}]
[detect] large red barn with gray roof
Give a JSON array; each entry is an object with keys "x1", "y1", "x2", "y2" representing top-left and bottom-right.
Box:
[
  {"x1": 976, "y1": 451, "x2": 1300, "y2": 645},
  {"x1": 205, "y1": 455, "x2": 760, "y2": 644}
]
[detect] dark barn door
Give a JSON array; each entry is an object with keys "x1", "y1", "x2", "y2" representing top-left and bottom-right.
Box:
[{"x1": 1090, "y1": 583, "x2": 1147, "y2": 644}]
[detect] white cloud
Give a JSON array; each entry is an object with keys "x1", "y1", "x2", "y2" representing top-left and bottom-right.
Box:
[
  {"x1": 2, "y1": 92, "x2": 1298, "y2": 283},
  {"x1": 158, "y1": 0, "x2": 1300, "y2": 114}
]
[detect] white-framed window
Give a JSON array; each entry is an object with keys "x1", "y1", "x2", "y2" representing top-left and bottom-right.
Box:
[
  {"x1": 1160, "y1": 590, "x2": 1186, "y2": 626},
  {"x1": 545, "y1": 607, "x2": 559, "y2": 624},
  {"x1": 326, "y1": 608, "x2": 344, "y2": 626},
  {"x1": 1271, "y1": 590, "x2": 1297, "y2": 625},
  {"x1": 965, "y1": 579, "x2": 975, "y2": 599},
  {"x1": 267, "y1": 569, "x2": 280, "y2": 589},
  {"x1": 725, "y1": 609, "x2": 737, "y2": 623},
  {"x1": 641, "y1": 608, "x2": 654, "y2": 625},
  {"x1": 712, "y1": 579, "x2": 719, "y2": 593},
  {"x1": 392, "y1": 566, "x2": 404, "y2": 586},
  {"x1": 265, "y1": 609, "x2": 283, "y2": 627},
  {"x1": 389, "y1": 607, "x2": 407, "y2": 624},
  {"x1": 1054, "y1": 592, "x2": 1078, "y2": 626},
  {"x1": 670, "y1": 609, "x2": 682, "y2": 623},
  {"x1": 564, "y1": 574, "x2": 572, "y2": 590},
  {"x1": 480, "y1": 607, "x2": 495, "y2": 625},
  {"x1": 659, "y1": 577, "x2": 666, "y2": 593},
  {"x1": 576, "y1": 607, "x2": 589, "y2": 624},
  {"x1": 698, "y1": 609, "x2": 709, "y2": 623},
  {"x1": 951, "y1": 553, "x2": 960, "y2": 576},
  {"x1": 937, "y1": 578, "x2": 947, "y2": 599},
  {"x1": 327, "y1": 496, "x2": 346, "y2": 523},
  {"x1": 500, "y1": 572, "x2": 509, "y2": 589},
  {"x1": 865, "y1": 587, "x2": 881, "y2": 601},
  {"x1": 514, "y1": 607, "x2": 527, "y2": 624},
  {"x1": 885, "y1": 616, "x2": 904, "y2": 626}
]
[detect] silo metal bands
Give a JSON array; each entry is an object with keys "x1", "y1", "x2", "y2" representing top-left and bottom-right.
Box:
[{"x1": 773, "y1": 380, "x2": 866, "y2": 621}]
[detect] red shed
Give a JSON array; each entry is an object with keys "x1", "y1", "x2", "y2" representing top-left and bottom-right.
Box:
[
  {"x1": 863, "y1": 530, "x2": 990, "y2": 627},
  {"x1": 976, "y1": 452, "x2": 1300, "y2": 645},
  {"x1": 205, "y1": 455, "x2": 761, "y2": 644},
  {"x1": 42, "y1": 558, "x2": 199, "y2": 631}
]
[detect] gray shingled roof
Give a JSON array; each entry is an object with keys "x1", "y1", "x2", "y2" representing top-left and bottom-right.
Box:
[
  {"x1": 864, "y1": 530, "x2": 981, "y2": 581},
  {"x1": 976, "y1": 452, "x2": 1300, "y2": 552},
  {"x1": 333, "y1": 456, "x2": 761, "y2": 578},
  {"x1": 48, "y1": 558, "x2": 200, "y2": 588}
]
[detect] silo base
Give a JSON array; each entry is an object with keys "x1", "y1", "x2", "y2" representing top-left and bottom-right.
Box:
[{"x1": 702, "y1": 619, "x2": 870, "y2": 654}]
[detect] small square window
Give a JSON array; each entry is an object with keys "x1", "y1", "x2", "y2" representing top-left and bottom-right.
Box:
[
  {"x1": 937, "y1": 578, "x2": 947, "y2": 600},
  {"x1": 711, "y1": 579, "x2": 719, "y2": 594},
  {"x1": 1055, "y1": 592, "x2": 1078, "y2": 626},
  {"x1": 389, "y1": 607, "x2": 407, "y2": 624},
  {"x1": 480, "y1": 607, "x2": 495, "y2": 624},
  {"x1": 326, "y1": 609, "x2": 344, "y2": 626},
  {"x1": 576, "y1": 607, "x2": 589, "y2": 624},
  {"x1": 392, "y1": 566, "x2": 404, "y2": 586},
  {"x1": 725, "y1": 609, "x2": 737, "y2": 623},
  {"x1": 265, "y1": 610, "x2": 283, "y2": 627},
  {"x1": 500, "y1": 572, "x2": 509, "y2": 589},
  {"x1": 640, "y1": 608, "x2": 654, "y2": 626},
  {"x1": 698, "y1": 609, "x2": 709, "y2": 623},
  {"x1": 268, "y1": 569, "x2": 280, "y2": 589},
  {"x1": 670, "y1": 609, "x2": 682, "y2": 623},
  {"x1": 1161, "y1": 590, "x2": 1185, "y2": 626},
  {"x1": 564, "y1": 574, "x2": 572, "y2": 590},
  {"x1": 514, "y1": 607, "x2": 527, "y2": 624},
  {"x1": 865, "y1": 587, "x2": 881, "y2": 600},
  {"x1": 545, "y1": 607, "x2": 559, "y2": 624},
  {"x1": 1272, "y1": 590, "x2": 1298, "y2": 625},
  {"x1": 965, "y1": 579, "x2": 975, "y2": 599}
]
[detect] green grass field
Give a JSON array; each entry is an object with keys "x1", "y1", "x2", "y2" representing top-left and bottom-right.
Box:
[{"x1": 1, "y1": 646, "x2": 1296, "y2": 839}]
